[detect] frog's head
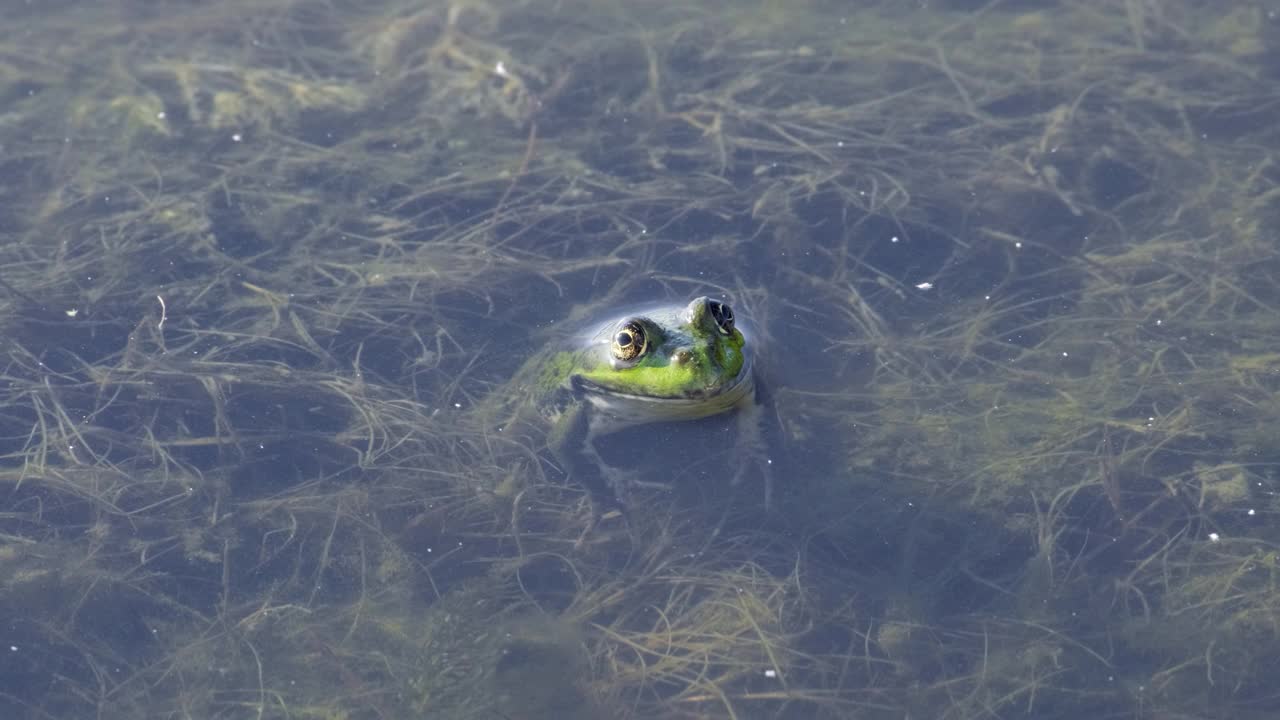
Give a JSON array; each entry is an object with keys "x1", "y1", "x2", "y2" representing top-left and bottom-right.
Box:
[{"x1": 574, "y1": 296, "x2": 749, "y2": 400}]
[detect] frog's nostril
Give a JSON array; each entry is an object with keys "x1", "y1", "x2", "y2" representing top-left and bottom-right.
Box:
[{"x1": 673, "y1": 348, "x2": 693, "y2": 365}]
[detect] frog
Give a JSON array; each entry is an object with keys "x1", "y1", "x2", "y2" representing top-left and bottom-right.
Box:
[{"x1": 482, "y1": 296, "x2": 770, "y2": 543}]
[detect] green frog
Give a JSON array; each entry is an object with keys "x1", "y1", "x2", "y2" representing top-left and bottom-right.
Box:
[{"x1": 483, "y1": 296, "x2": 770, "y2": 541}]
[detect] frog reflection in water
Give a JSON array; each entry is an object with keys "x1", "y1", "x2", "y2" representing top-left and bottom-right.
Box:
[{"x1": 488, "y1": 296, "x2": 770, "y2": 542}]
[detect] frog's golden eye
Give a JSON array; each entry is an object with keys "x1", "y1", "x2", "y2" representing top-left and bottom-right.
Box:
[
  {"x1": 611, "y1": 320, "x2": 648, "y2": 362},
  {"x1": 708, "y1": 300, "x2": 735, "y2": 335}
]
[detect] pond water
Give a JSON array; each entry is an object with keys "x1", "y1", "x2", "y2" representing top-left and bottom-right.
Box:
[{"x1": 2, "y1": 1, "x2": 1279, "y2": 718}]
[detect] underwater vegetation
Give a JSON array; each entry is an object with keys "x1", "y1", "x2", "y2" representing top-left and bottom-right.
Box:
[{"x1": 2, "y1": 0, "x2": 1280, "y2": 718}]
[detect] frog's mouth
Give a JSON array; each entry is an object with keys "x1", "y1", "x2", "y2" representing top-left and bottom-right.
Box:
[{"x1": 574, "y1": 355, "x2": 755, "y2": 422}]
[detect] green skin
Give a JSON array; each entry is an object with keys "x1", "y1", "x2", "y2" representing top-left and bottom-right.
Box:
[{"x1": 493, "y1": 296, "x2": 767, "y2": 529}]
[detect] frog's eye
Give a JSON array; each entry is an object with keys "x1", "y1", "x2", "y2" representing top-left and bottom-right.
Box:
[
  {"x1": 708, "y1": 300, "x2": 735, "y2": 335},
  {"x1": 611, "y1": 320, "x2": 648, "y2": 362}
]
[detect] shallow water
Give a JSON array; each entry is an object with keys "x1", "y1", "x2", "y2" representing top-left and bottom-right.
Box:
[{"x1": 2, "y1": 1, "x2": 1279, "y2": 718}]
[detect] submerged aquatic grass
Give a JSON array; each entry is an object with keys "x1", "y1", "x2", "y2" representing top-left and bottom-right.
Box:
[{"x1": 2, "y1": 1, "x2": 1280, "y2": 718}]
